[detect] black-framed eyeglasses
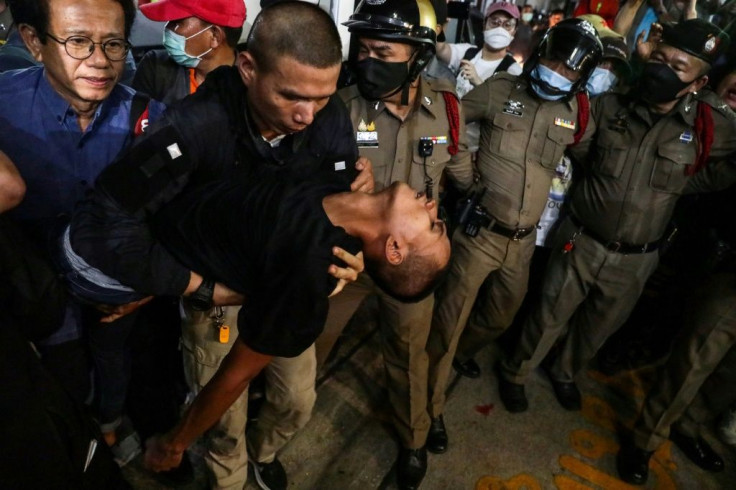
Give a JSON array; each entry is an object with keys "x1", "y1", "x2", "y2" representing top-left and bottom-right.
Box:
[
  {"x1": 46, "y1": 33, "x2": 131, "y2": 61},
  {"x1": 485, "y1": 17, "x2": 518, "y2": 30}
]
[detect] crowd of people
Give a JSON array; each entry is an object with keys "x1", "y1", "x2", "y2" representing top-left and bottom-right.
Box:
[{"x1": 1, "y1": 0, "x2": 736, "y2": 489}]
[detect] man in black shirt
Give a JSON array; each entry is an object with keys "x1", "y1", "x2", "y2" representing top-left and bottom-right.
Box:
[
  {"x1": 66, "y1": 169, "x2": 450, "y2": 470},
  {"x1": 68, "y1": 3, "x2": 373, "y2": 488}
]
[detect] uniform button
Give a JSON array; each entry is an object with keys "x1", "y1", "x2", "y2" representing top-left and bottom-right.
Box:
[{"x1": 526, "y1": 184, "x2": 531, "y2": 189}]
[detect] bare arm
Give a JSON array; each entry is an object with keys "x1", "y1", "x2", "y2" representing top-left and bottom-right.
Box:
[
  {"x1": 0, "y1": 150, "x2": 25, "y2": 213},
  {"x1": 144, "y1": 340, "x2": 273, "y2": 471},
  {"x1": 436, "y1": 41, "x2": 452, "y2": 65}
]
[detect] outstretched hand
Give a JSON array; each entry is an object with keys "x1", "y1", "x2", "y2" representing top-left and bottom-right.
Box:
[
  {"x1": 328, "y1": 248, "x2": 364, "y2": 297},
  {"x1": 636, "y1": 23, "x2": 663, "y2": 62}
]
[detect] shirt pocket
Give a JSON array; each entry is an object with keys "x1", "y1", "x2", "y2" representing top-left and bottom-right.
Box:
[
  {"x1": 540, "y1": 125, "x2": 575, "y2": 170},
  {"x1": 412, "y1": 138, "x2": 451, "y2": 190},
  {"x1": 592, "y1": 132, "x2": 629, "y2": 179},
  {"x1": 488, "y1": 112, "x2": 527, "y2": 159},
  {"x1": 650, "y1": 142, "x2": 696, "y2": 193}
]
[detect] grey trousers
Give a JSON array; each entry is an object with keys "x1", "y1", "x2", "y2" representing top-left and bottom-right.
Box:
[
  {"x1": 319, "y1": 274, "x2": 435, "y2": 449},
  {"x1": 428, "y1": 227, "x2": 535, "y2": 417},
  {"x1": 634, "y1": 272, "x2": 736, "y2": 451},
  {"x1": 501, "y1": 216, "x2": 660, "y2": 384}
]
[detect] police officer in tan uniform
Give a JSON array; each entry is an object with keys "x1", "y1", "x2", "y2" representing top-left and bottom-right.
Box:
[
  {"x1": 427, "y1": 19, "x2": 602, "y2": 423},
  {"x1": 321, "y1": 1, "x2": 473, "y2": 488},
  {"x1": 499, "y1": 19, "x2": 736, "y2": 414}
]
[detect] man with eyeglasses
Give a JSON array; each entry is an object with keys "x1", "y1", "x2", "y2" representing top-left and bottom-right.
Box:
[
  {"x1": 0, "y1": 0, "x2": 165, "y2": 470},
  {"x1": 436, "y1": 2, "x2": 522, "y2": 100}
]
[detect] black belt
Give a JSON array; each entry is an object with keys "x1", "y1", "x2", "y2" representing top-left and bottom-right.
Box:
[
  {"x1": 487, "y1": 220, "x2": 536, "y2": 241},
  {"x1": 570, "y1": 215, "x2": 660, "y2": 254}
]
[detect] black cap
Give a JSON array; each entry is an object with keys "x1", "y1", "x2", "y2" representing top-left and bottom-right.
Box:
[
  {"x1": 602, "y1": 36, "x2": 630, "y2": 74},
  {"x1": 661, "y1": 19, "x2": 730, "y2": 65}
]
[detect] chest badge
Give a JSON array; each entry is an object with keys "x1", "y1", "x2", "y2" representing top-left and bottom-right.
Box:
[
  {"x1": 503, "y1": 99, "x2": 524, "y2": 117},
  {"x1": 554, "y1": 117, "x2": 576, "y2": 130},
  {"x1": 423, "y1": 96, "x2": 432, "y2": 106},
  {"x1": 679, "y1": 130, "x2": 693, "y2": 144},
  {"x1": 356, "y1": 119, "x2": 378, "y2": 148}
]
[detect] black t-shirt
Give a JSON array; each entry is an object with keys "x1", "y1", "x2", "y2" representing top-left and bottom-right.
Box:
[{"x1": 153, "y1": 170, "x2": 362, "y2": 358}]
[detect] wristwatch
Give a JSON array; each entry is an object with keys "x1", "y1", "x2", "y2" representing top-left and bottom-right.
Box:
[{"x1": 187, "y1": 278, "x2": 216, "y2": 311}]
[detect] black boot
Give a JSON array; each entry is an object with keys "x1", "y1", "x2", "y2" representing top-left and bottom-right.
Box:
[
  {"x1": 616, "y1": 442, "x2": 653, "y2": 485},
  {"x1": 427, "y1": 416, "x2": 448, "y2": 454},
  {"x1": 396, "y1": 446, "x2": 427, "y2": 490}
]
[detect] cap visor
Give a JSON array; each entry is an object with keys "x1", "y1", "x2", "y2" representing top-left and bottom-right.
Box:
[{"x1": 139, "y1": 0, "x2": 193, "y2": 22}]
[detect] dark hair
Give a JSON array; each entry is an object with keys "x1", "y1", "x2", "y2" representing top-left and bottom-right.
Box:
[
  {"x1": 365, "y1": 248, "x2": 449, "y2": 304},
  {"x1": 247, "y1": 1, "x2": 342, "y2": 74},
  {"x1": 221, "y1": 25, "x2": 243, "y2": 48},
  {"x1": 11, "y1": 0, "x2": 136, "y2": 41}
]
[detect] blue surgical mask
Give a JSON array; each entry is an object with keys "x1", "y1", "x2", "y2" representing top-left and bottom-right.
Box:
[
  {"x1": 162, "y1": 24, "x2": 213, "y2": 68},
  {"x1": 586, "y1": 66, "x2": 618, "y2": 96},
  {"x1": 530, "y1": 63, "x2": 574, "y2": 101}
]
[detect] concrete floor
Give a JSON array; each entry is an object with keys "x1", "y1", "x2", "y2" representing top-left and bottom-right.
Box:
[{"x1": 123, "y1": 298, "x2": 735, "y2": 489}]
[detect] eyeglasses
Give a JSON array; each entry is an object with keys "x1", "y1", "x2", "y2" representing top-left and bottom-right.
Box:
[
  {"x1": 485, "y1": 17, "x2": 518, "y2": 30},
  {"x1": 46, "y1": 33, "x2": 131, "y2": 61}
]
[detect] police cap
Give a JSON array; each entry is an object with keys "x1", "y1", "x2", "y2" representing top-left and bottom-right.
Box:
[{"x1": 661, "y1": 19, "x2": 729, "y2": 66}]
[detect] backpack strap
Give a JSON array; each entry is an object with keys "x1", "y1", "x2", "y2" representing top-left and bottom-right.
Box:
[
  {"x1": 129, "y1": 92, "x2": 152, "y2": 136},
  {"x1": 494, "y1": 53, "x2": 516, "y2": 74},
  {"x1": 688, "y1": 102, "x2": 714, "y2": 176},
  {"x1": 462, "y1": 46, "x2": 480, "y2": 61},
  {"x1": 572, "y1": 91, "x2": 590, "y2": 146}
]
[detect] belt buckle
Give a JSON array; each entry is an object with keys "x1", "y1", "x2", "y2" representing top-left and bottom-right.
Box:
[
  {"x1": 607, "y1": 241, "x2": 622, "y2": 253},
  {"x1": 511, "y1": 228, "x2": 524, "y2": 241}
]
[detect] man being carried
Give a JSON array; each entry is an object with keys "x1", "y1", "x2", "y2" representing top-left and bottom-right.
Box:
[{"x1": 63, "y1": 166, "x2": 451, "y2": 472}]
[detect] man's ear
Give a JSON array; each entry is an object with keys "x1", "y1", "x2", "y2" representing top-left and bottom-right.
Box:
[
  {"x1": 237, "y1": 51, "x2": 256, "y2": 88},
  {"x1": 384, "y1": 235, "x2": 405, "y2": 266},
  {"x1": 19, "y1": 24, "x2": 43, "y2": 62},
  {"x1": 210, "y1": 25, "x2": 225, "y2": 49},
  {"x1": 691, "y1": 74, "x2": 709, "y2": 94}
]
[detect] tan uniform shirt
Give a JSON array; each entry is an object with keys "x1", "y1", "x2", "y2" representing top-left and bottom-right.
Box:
[
  {"x1": 568, "y1": 90, "x2": 736, "y2": 244},
  {"x1": 463, "y1": 73, "x2": 591, "y2": 229},
  {"x1": 339, "y1": 76, "x2": 473, "y2": 194}
]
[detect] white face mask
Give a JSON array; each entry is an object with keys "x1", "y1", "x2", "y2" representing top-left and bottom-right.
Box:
[{"x1": 483, "y1": 27, "x2": 513, "y2": 50}]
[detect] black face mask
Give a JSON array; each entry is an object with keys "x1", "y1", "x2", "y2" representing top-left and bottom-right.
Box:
[
  {"x1": 354, "y1": 57, "x2": 409, "y2": 101},
  {"x1": 638, "y1": 62, "x2": 694, "y2": 104}
]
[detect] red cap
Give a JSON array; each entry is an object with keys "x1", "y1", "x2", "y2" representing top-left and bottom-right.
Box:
[
  {"x1": 485, "y1": 1, "x2": 520, "y2": 20},
  {"x1": 140, "y1": 0, "x2": 246, "y2": 28}
]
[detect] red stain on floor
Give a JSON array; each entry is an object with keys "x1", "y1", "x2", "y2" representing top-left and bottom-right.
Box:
[{"x1": 474, "y1": 404, "x2": 494, "y2": 416}]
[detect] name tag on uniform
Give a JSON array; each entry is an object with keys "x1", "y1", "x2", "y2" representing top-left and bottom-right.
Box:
[
  {"x1": 356, "y1": 131, "x2": 378, "y2": 147},
  {"x1": 357, "y1": 119, "x2": 378, "y2": 147},
  {"x1": 554, "y1": 117, "x2": 576, "y2": 130},
  {"x1": 679, "y1": 130, "x2": 693, "y2": 143},
  {"x1": 503, "y1": 99, "x2": 524, "y2": 117}
]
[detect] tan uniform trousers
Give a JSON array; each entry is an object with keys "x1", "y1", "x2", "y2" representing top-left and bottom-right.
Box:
[
  {"x1": 181, "y1": 305, "x2": 317, "y2": 490},
  {"x1": 634, "y1": 272, "x2": 736, "y2": 451},
  {"x1": 320, "y1": 273, "x2": 434, "y2": 449},
  {"x1": 500, "y1": 216, "x2": 660, "y2": 385},
  {"x1": 428, "y1": 227, "x2": 536, "y2": 417}
]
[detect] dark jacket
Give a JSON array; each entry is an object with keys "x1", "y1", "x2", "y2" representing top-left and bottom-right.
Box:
[{"x1": 70, "y1": 66, "x2": 359, "y2": 296}]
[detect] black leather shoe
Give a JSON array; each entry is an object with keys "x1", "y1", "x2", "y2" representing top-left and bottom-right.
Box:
[
  {"x1": 396, "y1": 446, "x2": 427, "y2": 490},
  {"x1": 549, "y1": 379, "x2": 581, "y2": 411},
  {"x1": 497, "y1": 376, "x2": 528, "y2": 413},
  {"x1": 427, "y1": 416, "x2": 448, "y2": 454},
  {"x1": 670, "y1": 430, "x2": 725, "y2": 472},
  {"x1": 452, "y1": 358, "x2": 481, "y2": 378},
  {"x1": 616, "y1": 443, "x2": 653, "y2": 485}
]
